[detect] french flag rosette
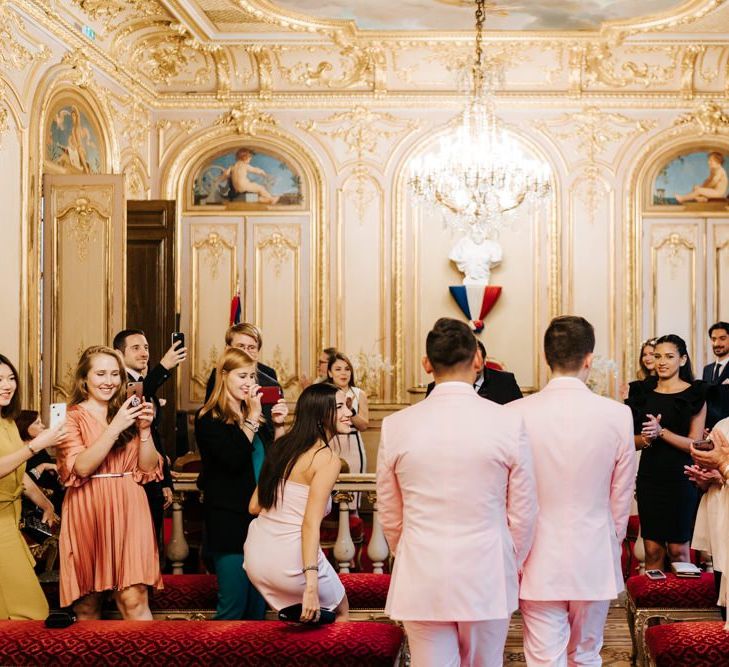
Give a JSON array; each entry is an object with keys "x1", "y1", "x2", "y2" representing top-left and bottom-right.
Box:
[{"x1": 449, "y1": 285, "x2": 502, "y2": 333}]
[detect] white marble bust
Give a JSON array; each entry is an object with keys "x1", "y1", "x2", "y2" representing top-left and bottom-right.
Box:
[{"x1": 448, "y1": 228, "x2": 503, "y2": 286}]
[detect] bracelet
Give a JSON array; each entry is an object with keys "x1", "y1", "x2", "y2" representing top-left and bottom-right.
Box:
[
  {"x1": 640, "y1": 434, "x2": 652, "y2": 449},
  {"x1": 26, "y1": 442, "x2": 37, "y2": 455},
  {"x1": 302, "y1": 564, "x2": 319, "y2": 574},
  {"x1": 243, "y1": 418, "x2": 260, "y2": 433}
]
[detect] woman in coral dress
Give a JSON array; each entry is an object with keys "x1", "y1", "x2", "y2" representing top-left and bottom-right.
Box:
[
  {"x1": 245, "y1": 383, "x2": 351, "y2": 622},
  {"x1": 56, "y1": 345, "x2": 162, "y2": 619},
  {"x1": 0, "y1": 354, "x2": 64, "y2": 620}
]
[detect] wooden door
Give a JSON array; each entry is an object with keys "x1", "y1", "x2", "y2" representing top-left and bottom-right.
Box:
[
  {"x1": 42, "y1": 174, "x2": 126, "y2": 417},
  {"x1": 126, "y1": 200, "x2": 176, "y2": 456}
]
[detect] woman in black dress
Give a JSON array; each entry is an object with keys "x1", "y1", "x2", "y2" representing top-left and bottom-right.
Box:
[{"x1": 626, "y1": 334, "x2": 706, "y2": 571}]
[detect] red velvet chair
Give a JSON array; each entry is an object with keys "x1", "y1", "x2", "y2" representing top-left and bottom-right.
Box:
[
  {"x1": 0, "y1": 620, "x2": 405, "y2": 666},
  {"x1": 625, "y1": 572, "x2": 721, "y2": 666},
  {"x1": 645, "y1": 620, "x2": 729, "y2": 666}
]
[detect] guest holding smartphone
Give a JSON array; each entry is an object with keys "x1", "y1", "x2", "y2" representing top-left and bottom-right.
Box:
[
  {"x1": 195, "y1": 347, "x2": 288, "y2": 620},
  {"x1": 244, "y1": 383, "x2": 350, "y2": 622},
  {"x1": 0, "y1": 354, "x2": 64, "y2": 620},
  {"x1": 625, "y1": 334, "x2": 706, "y2": 570},
  {"x1": 56, "y1": 346, "x2": 162, "y2": 620}
]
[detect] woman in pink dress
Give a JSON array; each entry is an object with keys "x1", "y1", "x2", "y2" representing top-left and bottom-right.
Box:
[
  {"x1": 244, "y1": 383, "x2": 351, "y2": 622},
  {"x1": 56, "y1": 345, "x2": 162, "y2": 619}
]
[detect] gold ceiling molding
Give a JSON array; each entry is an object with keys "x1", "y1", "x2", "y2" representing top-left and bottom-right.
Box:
[
  {"x1": 117, "y1": 94, "x2": 151, "y2": 154},
  {"x1": 214, "y1": 101, "x2": 277, "y2": 134},
  {"x1": 671, "y1": 100, "x2": 729, "y2": 135},
  {"x1": 0, "y1": 0, "x2": 50, "y2": 71},
  {"x1": 122, "y1": 151, "x2": 150, "y2": 199},
  {"x1": 296, "y1": 106, "x2": 418, "y2": 162},
  {"x1": 581, "y1": 43, "x2": 679, "y2": 90},
  {"x1": 60, "y1": 49, "x2": 95, "y2": 88}
]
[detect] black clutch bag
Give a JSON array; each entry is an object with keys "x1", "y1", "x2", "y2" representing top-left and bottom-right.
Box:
[
  {"x1": 278, "y1": 603, "x2": 335, "y2": 625},
  {"x1": 21, "y1": 506, "x2": 54, "y2": 544},
  {"x1": 45, "y1": 610, "x2": 77, "y2": 628}
]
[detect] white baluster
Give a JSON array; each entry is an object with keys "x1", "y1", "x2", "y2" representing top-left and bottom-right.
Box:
[
  {"x1": 333, "y1": 492, "x2": 355, "y2": 573},
  {"x1": 166, "y1": 492, "x2": 189, "y2": 574},
  {"x1": 367, "y1": 492, "x2": 389, "y2": 574}
]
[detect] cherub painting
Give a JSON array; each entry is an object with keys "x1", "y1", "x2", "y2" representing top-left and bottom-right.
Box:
[
  {"x1": 653, "y1": 150, "x2": 729, "y2": 207},
  {"x1": 192, "y1": 147, "x2": 303, "y2": 208},
  {"x1": 46, "y1": 103, "x2": 102, "y2": 174}
]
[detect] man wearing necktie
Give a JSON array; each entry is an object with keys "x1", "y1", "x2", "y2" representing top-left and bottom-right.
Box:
[
  {"x1": 113, "y1": 329, "x2": 187, "y2": 545},
  {"x1": 425, "y1": 340, "x2": 522, "y2": 404},
  {"x1": 702, "y1": 322, "x2": 729, "y2": 429}
]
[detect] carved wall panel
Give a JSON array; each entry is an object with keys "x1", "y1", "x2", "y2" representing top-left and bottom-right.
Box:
[
  {"x1": 41, "y1": 175, "x2": 125, "y2": 413},
  {"x1": 406, "y1": 198, "x2": 547, "y2": 395},
  {"x1": 568, "y1": 174, "x2": 615, "y2": 362},
  {"x1": 645, "y1": 221, "x2": 701, "y2": 366},
  {"x1": 710, "y1": 220, "x2": 729, "y2": 330},
  {"x1": 248, "y1": 219, "x2": 309, "y2": 393},
  {"x1": 336, "y1": 170, "x2": 387, "y2": 398},
  {"x1": 180, "y1": 219, "x2": 241, "y2": 407}
]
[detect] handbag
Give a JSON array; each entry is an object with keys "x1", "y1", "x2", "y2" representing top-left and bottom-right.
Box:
[
  {"x1": 20, "y1": 506, "x2": 54, "y2": 544},
  {"x1": 278, "y1": 603, "x2": 335, "y2": 625}
]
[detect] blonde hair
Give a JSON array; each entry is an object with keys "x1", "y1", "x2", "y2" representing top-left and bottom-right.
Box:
[
  {"x1": 200, "y1": 347, "x2": 258, "y2": 424},
  {"x1": 225, "y1": 322, "x2": 262, "y2": 349},
  {"x1": 69, "y1": 345, "x2": 135, "y2": 447}
]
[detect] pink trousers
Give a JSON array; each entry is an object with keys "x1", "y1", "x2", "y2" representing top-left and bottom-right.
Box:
[
  {"x1": 520, "y1": 599, "x2": 610, "y2": 666},
  {"x1": 404, "y1": 617, "x2": 510, "y2": 667}
]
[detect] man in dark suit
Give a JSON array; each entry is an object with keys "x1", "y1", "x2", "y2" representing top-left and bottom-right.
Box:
[
  {"x1": 703, "y1": 321, "x2": 729, "y2": 429},
  {"x1": 425, "y1": 340, "x2": 522, "y2": 404},
  {"x1": 113, "y1": 328, "x2": 187, "y2": 542},
  {"x1": 204, "y1": 322, "x2": 281, "y2": 402}
]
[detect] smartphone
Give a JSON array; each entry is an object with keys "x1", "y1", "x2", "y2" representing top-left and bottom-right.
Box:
[
  {"x1": 258, "y1": 385, "x2": 284, "y2": 405},
  {"x1": 126, "y1": 381, "x2": 144, "y2": 407},
  {"x1": 50, "y1": 402, "x2": 66, "y2": 429},
  {"x1": 171, "y1": 332, "x2": 185, "y2": 349},
  {"x1": 693, "y1": 439, "x2": 714, "y2": 451},
  {"x1": 646, "y1": 569, "x2": 667, "y2": 580}
]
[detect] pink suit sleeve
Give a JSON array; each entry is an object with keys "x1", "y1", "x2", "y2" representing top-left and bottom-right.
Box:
[
  {"x1": 56, "y1": 411, "x2": 90, "y2": 488},
  {"x1": 376, "y1": 418, "x2": 403, "y2": 557},
  {"x1": 610, "y1": 407, "x2": 638, "y2": 542},
  {"x1": 507, "y1": 419, "x2": 539, "y2": 569}
]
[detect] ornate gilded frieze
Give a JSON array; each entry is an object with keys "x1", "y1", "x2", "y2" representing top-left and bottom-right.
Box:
[
  {"x1": 214, "y1": 101, "x2": 277, "y2": 135},
  {"x1": 671, "y1": 100, "x2": 729, "y2": 135},
  {"x1": 297, "y1": 106, "x2": 418, "y2": 161},
  {"x1": 0, "y1": 0, "x2": 50, "y2": 71}
]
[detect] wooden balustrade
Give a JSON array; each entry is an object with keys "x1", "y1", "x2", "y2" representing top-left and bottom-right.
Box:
[{"x1": 167, "y1": 472, "x2": 390, "y2": 575}]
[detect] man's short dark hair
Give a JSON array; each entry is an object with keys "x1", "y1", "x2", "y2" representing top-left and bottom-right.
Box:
[
  {"x1": 426, "y1": 318, "x2": 477, "y2": 372},
  {"x1": 544, "y1": 316, "x2": 595, "y2": 372},
  {"x1": 709, "y1": 322, "x2": 729, "y2": 337},
  {"x1": 113, "y1": 328, "x2": 146, "y2": 353},
  {"x1": 476, "y1": 340, "x2": 486, "y2": 361}
]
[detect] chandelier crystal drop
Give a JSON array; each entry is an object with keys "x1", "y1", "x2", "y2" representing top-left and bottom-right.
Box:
[{"x1": 408, "y1": 0, "x2": 551, "y2": 239}]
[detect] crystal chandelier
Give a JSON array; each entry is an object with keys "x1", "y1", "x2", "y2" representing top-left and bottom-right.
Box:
[{"x1": 408, "y1": 0, "x2": 551, "y2": 239}]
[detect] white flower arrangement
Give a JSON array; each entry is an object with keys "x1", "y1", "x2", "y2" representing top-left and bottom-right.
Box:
[
  {"x1": 351, "y1": 350, "x2": 394, "y2": 398},
  {"x1": 586, "y1": 355, "x2": 618, "y2": 398}
]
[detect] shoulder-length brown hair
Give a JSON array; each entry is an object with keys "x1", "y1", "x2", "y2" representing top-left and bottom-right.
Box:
[
  {"x1": 0, "y1": 354, "x2": 21, "y2": 420},
  {"x1": 327, "y1": 352, "x2": 356, "y2": 388},
  {"x1": 199, "y1": 347, "x2": 257, "y2": 424},
  {"x1": 70, "y1": 345, "x2": 135, "y2": 447}
]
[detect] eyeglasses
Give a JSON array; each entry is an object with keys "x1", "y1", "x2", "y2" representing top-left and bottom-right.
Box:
[{"x1": 235, "y1": 344, "x2": 259, "y2": 353}]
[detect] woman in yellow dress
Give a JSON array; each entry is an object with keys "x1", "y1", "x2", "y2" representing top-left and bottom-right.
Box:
[{"x1": 0, "y1": 354, "x2": 64, "y2": 620}]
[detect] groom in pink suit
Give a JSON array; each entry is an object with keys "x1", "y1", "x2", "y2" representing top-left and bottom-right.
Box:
[
  {"x1": 507, "y1": 316, "x2": 636, "y2": 666},
  {"x1": 377, "y1": 318, "x2": 538, "y2": 667}
]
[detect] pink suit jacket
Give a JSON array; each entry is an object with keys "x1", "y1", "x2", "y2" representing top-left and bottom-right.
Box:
[
  {"x1": 506, "y1": 376, "x2": 637, "y2": 601},
  {"x1": 376, "y1": 381, "x2": 538, "y2": 621}
]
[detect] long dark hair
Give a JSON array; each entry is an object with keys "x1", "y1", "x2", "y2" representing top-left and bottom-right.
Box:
[
  {"x1": 15, "y1": 409, "x2": 39, "y2": 441},
  {"x1": 0, "y1": 354, "x2": 21, "y2": 420},
  {"x1": 654, "y1": 334, "x2": 694, "y2": 383},
  {"x1": 256, "y1": 383, "x2": 339, "y2": 510}
]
